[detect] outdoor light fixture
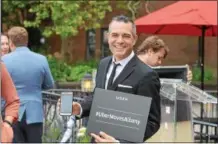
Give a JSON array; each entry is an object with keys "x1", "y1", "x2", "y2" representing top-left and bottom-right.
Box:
[
  {"x1": 40, "y1": 37, "x2": 45, "y2": 44},
  {"x1": 81, "y1": 73, "x2": 93, "y2": 92}
]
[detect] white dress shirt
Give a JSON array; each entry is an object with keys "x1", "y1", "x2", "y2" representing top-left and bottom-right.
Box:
[
  {"x1": 77, "y1": 51, "x2": 135, "y2": 117},
  {"x1": 105, "y1": 51, "x2": 135, "y2": 89}
]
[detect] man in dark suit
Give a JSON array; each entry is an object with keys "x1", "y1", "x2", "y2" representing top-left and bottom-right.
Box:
[{"x1": 68, "y1": 15, "x2": 161, "y2": 142}]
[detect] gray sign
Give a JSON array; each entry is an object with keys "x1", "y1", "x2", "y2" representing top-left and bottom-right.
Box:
[{"x1": 87, "y1": 88, "x2": 152, "y2": 142}]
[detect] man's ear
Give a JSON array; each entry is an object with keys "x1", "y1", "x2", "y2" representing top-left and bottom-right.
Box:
[
  {"x1": 106, "y1": 32, "x2": 109, "y2": 42},
  {"x1": 147, "y1": 48, "x2": 153, "y2": 55},
  {"x1": 9, "y1": 40, "x2": 15, "y2": 51},
  {"x1": 133, "y1": 34, "x2": 138, "y2": 46}
]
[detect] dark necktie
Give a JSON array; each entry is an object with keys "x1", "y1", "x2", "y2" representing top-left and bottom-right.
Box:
[{"x1": 107, "y1": 62, "x2": 120, "y2": 89}]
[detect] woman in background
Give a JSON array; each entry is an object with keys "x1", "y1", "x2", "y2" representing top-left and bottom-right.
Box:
[
  {"x1": 1, "y1": 34, "x2": 11, "y2": 123},
  {"x1": 1, "y1": 34, "x2": 10, "y2": 56}
]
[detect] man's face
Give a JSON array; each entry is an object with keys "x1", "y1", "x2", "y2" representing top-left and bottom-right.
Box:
[
  {"x1": 1, "y1": 36, "x2": 9, "y2": 56},
  {"x1": 147, "y1": 48, "x2": 166, "y2": 66},
  {"x1": 108, "y1": 21, "x2": 137, "y2": 61}
]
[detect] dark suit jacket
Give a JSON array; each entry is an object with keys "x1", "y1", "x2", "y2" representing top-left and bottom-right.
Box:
[{"x1": 81, "y1": 55, "x2": 161, "y2": 142}]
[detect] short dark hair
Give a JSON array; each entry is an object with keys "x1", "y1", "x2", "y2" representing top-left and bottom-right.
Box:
[{"x1": 109, "y1": 15, "x2": 136, "y2": 35}]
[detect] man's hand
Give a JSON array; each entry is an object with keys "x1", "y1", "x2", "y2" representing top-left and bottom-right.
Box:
[
  {"x1": 90, "y1": 131, "x2": 119, "y2": 143},
  {"x1": 72, "y1": 102, "x2": 81, "y2": 115},
  {"x1": 57, "y1": 98, "x2": 81, "y2": 115},
  {"x1": 187, "y1": 66, "x2": 193, "y2": 83},
  {"x1": 1, "y1": 122, "x2": 14, "y2": 143}
]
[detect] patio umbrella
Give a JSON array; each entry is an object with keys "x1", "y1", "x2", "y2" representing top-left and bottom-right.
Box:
[{"x1": 135, "y1": 1, "x2": 217, "y2": 91}]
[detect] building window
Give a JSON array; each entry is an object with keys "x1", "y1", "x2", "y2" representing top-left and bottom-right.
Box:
[
  {"x1": 86, "y1": 29, "x2": 96, "y2": 60},
  {"x1": 101, "y1": 28, "x2": 111, "y2": 58}
]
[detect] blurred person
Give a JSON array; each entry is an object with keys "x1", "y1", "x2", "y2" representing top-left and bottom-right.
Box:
[
  {"x1": 1, "y1": 34, "x2": 10, "y2": 56},
  {"x1": 2, "y1": 26, "x2": 54, "y2": 143},
  {"x1": 1, "y1": 34, "x2": 10, "y2": 124},
  {"x1": 136, "y1": 36, "x2": 192, "y2": 82},
  {"x1": 58, "y1": 15, "x2": 161, "y2": 143},
  {"x1": 1, "y1": 62, "x2": 20, "y2": 143}
]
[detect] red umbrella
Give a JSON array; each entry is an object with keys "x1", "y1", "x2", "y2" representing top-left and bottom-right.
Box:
[
  {"x1": 135, "y1": 1, "x2": 217, "y2": 89},
  {"x1": 135, "y1": 1, "x2": 217, "y2": 36}
]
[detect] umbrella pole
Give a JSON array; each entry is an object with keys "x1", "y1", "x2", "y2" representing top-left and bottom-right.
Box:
[
  {"x1": 198, "y1": 37, "x2": 202, "y2": 66},
  {"x1": 200, "y1": 26, "x2": 206, "y2": 143}
]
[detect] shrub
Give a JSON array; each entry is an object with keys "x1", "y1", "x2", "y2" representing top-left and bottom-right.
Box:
[
  {"x1": 47, "y1": 55, "x2": 72, "y2": 82},
  {"x1": 68, "y1": 65, "x2": 93, "y2": 82},
  {"x1": 47, "y1": 55, "x2": 98, "y2": 82},
  {"x1": 74, "y1": 59, "x2": 99, "y2": 69},
  {"x1": 192, "y1": 66, "x2": 214, "y2": 82},
  {"x1": 42, "y1": 120, "x2": 61, "y2": 143}
]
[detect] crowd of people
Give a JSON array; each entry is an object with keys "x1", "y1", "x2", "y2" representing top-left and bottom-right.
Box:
[{"x1": 1, "y1": 15, "x2": 192, "y2": 143}]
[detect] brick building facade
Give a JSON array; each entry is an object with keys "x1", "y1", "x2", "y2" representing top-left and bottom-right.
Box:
[{"x1": 47, "y1": 1, "x2": 217, "y2": 77}]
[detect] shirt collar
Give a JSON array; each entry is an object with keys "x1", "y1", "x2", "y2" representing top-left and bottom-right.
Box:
[
  {"x1": 147, "y1": 64, "x2": 152, "y2": 68},
  {"x1": 15, "y1": 46, "x2": 30, "y2": 52},
  {"x1": 112, "y1": 51, "x2": 135, "y2": 67}
]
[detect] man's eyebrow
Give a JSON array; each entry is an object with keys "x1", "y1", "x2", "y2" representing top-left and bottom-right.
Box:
[{"x1": 123, "y1": 33, "x2": 131, "y2": 36}]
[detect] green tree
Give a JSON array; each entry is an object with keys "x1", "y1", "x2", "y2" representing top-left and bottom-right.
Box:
[{"x1": 2, "y1": 0, "x2": 112, "y2": 57}]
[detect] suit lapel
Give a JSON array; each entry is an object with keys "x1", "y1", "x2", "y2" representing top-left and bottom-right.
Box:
[
  {"x1": 110, "y1": 55, "x2": 137, "y2": 90},
  {"x1": 100, "y1": 57, "x2": 112, "y2": 89}
]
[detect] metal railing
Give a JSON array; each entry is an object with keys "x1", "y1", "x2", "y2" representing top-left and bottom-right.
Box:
[
  {"x1": 41, "y1": 88, "x2": 217, "y2": 143},
  {"x1": 42, "y1": 89, "x2": 92, "y2": 143},
  {"x1": 193, "y1": 90, "x2": 218, "y2": 143}
]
